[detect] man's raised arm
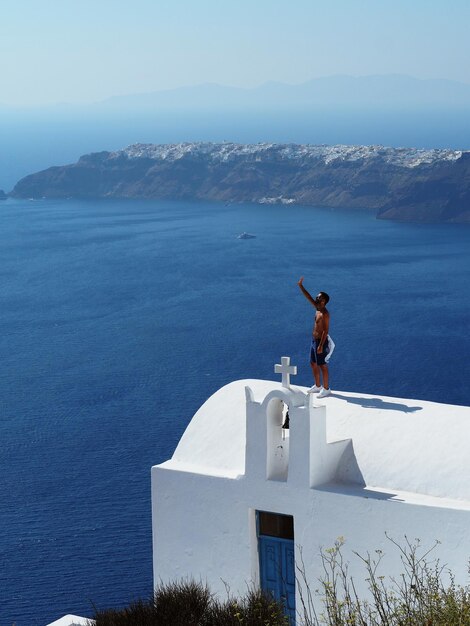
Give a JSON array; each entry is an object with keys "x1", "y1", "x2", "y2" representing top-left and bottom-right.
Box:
[{"x1": 297, "y1": 277, "x2": 318, "y2": 308}]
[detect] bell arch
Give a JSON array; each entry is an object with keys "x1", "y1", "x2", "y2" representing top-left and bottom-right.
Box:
[{"x1": 265, "y1": 396, "x2": 290, "y2": 481}]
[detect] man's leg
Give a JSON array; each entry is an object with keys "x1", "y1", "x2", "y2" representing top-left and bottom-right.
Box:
[
  {"x1": 311, "y1": 362, "x2": 321, "y2": 387},
  {"x1": 308, "y1": 340, "x2": 322, "y2": 392},
  {"x1": 319, "y1": 364, "x2": 329, "y2": 390}
]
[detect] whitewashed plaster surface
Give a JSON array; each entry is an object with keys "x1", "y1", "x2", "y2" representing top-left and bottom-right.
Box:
[
  {"x1": 46, "y1": 615, "x2": 92, "y2": 626},
  {"x1": 167, "y1": 379, "x2": 470, "y2": 501},
  {"x1": 152, "y1": 378, "x2": 470, "y2": 609}
]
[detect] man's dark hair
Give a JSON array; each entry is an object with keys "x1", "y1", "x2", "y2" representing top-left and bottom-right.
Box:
[{"x1": 319, "y1": 291, "x2": 330, "y2": 304}]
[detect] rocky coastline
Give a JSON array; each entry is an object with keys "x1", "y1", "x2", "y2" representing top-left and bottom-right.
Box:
[{"x1": 10, "y1": 142, "x2": 470, "y2": 223}]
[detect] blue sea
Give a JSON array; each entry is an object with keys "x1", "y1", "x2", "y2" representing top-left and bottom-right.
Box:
[{"x1": 0, "y1": 197, "x2": 469, "y2": 625}]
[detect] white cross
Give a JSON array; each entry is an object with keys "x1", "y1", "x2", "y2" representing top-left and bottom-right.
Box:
[{"x1": 274, "y1": 356, "x2": 297, "y2": 389}]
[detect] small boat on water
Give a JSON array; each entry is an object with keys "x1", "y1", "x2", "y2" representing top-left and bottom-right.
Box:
[{"x1": 237, "y1": 232, "x2": 256, "y2": 239}]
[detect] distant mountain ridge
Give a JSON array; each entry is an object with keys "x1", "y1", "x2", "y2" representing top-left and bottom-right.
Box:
[
  {"x1": 11, "y1": 142, "x2": 470, "y2": 223},
  {"x1": 3, "y1": 74, "x2": 470, "y2": 112},
  {"x1": 100, "y1": 74, "x2": 470, "y2": 110}
]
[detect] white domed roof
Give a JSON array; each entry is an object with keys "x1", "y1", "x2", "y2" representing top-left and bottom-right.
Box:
[
  {"x1": 159, "y1": 378, "x2": 470, "y2": 502},
  {"x1": 167, "y1": 379, "x2": 280, "y2": 477}
]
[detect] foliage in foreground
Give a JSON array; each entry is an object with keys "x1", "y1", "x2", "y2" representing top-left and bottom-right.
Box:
[
  {"x1": 299, "y1": 535, "x2": 470, "y2": 626},
  {"x1": 90, "y1": 537, "x2": 470, "y2": 625},
  {"x1": 89, "y1": 579, "x2": 288, "y2": 626}
]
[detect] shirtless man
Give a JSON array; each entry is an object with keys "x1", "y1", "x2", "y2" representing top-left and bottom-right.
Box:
[{"x1": 297, "y1": 277, "x2": 331, "y2": 398}]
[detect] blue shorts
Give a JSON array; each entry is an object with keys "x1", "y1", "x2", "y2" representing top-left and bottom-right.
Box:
[{"x1": 310, "y1": 337, "x2": 329, "y2": 366}]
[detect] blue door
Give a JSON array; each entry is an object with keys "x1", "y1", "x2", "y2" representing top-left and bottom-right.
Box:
[{"x1": 258, "y1": 516, "x2": 296, "y2": 624}]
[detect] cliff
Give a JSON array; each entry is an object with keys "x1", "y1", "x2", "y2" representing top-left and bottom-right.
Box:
[{"x1": 11, "y1": 143, "x2": 470, "y2": 222}]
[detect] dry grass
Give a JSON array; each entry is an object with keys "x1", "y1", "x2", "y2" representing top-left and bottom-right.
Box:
[{"x1": 90, "y1": 580, "x2": 288, "y2": 626}]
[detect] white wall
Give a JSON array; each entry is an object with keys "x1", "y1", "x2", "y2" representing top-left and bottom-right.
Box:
[
  {"x1": 152, "y1": 379, "x2": 470, "y2": 615},
  {"x1": 152, "y1": 465, "x2": 470, "y2": 610}
]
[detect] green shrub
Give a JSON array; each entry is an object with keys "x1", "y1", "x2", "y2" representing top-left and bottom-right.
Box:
[
  {"x1": 90, "y1": 580, "x2": 288, "y2": 626},
  {"x1": 299, "y1": 535, "x2": 470, "y2": 625},
  {"x1": 91, "y1": 537, "x2": 470, "y2": 625},
  {"x1": 90, "y1": 597, "x2": 156, "y2": 626}
]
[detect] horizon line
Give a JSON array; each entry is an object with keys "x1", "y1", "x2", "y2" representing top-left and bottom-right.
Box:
[{"x1": 3, "y1": 72, "x2": 470, "y2": 110}]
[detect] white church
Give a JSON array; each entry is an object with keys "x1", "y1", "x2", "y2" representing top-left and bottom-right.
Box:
[
  {"x1": 49, "y1": 358, "x2": 470, "y2": 626},
  {"x1": 151, "y1": 357, "x2": 470, "y2": 624}
]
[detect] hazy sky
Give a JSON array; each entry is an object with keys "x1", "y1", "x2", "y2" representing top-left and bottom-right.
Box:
[{"x1": 1, "y1": 0, "x2": 470, "y2": 106}]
